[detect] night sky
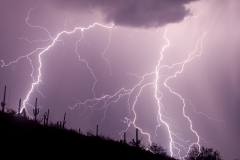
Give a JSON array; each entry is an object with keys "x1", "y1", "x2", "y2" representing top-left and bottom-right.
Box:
[{"x1": 0, "y1": 0, "x2": 240, "y2": 159}]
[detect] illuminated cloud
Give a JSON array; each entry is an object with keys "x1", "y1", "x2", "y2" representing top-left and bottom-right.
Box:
[{"x1": 55, "y1": 0, "x2": 199, "y2": 28}]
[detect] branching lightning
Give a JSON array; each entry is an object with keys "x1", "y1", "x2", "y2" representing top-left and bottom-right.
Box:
[{"x1": 0, "y1": 6, "x2": 222, "y2": 159}]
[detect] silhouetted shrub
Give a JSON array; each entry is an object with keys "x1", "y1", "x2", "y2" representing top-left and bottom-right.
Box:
[
  {"x1": 129, "y1": 138, "x2": 145, "y2": 149},
  {"x1": 185, "y1": 145, "x2": 223, "y2": 160},
  {"x1": 149, "y1": 142, "x2": 167, "y2": 156},
  {"x1": 6, "y1": 108, "x2": 17, "y2": 116},
  {"x1": 86, "y1": 129, "x2": 94, "y2": 136}
]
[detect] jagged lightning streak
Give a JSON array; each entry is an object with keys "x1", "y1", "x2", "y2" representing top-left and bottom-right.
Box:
[
  {"x1": 118, "y1": 24, "x2": 211, "y2": 158},
  {"x1": 186, "y1": 99, "x2": 225, "y2": 123},
  {"x1": 102, "y1": 27, "x2": 113, "y2": 75},
  {"x1": 22, "y1": 22, "x2": 114, "y2": 110},
  {"x1": 152, "y1": 27, "x2": 178, "y2": 156},
  {"x1": 0, "y1": 6, "x2": 219, "y2": 159},
  {"x1": 155, "y1": 24, "x2": 211, "y2": 158},
  {"x1": 0, "y1": 6, "x2": 114, "y2": 116}
]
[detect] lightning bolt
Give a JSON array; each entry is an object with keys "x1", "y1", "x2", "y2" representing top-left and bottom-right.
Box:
[
  {"x1": 1, "y1": 6, "x2": 114, "y2": 117},
  {"x1": 155, "y1": 24, "x2": 212, "y2": 158},
  {"x1": 0, "y1": 6, "x2": 219, "y2": 159}
]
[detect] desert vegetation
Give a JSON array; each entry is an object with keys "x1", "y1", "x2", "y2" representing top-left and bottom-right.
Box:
[{"x1": 0, "y1": 86, "x2": 224, "y2": 160}]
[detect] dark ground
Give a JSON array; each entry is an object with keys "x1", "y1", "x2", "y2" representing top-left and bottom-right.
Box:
[{"x1": 0, "y1": 109, "x2": 175, "y2": 160}]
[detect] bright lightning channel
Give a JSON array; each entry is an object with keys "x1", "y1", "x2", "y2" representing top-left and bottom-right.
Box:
[
  {"x1": 0, "y1": 6, "x2": 217, "y2": 159},
  {"x1": 1, "y1": 6, "x2": 114, "y2": 117}
]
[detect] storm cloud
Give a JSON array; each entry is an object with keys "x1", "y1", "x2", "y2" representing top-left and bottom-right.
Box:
[
  {"x1": 55, "y1": 0, "x2": 199, "y2": 28},
  {"x1": 1, "y1": 0, "x2": 240, "y2": 159}
]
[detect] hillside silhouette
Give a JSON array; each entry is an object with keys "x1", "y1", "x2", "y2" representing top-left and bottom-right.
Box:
[
  {"x1": 0, "y1": 109, "x2": 175, "y2": 160},
  {"x1": 0, "y1": 86, "x2": 225, "y2": 160}
]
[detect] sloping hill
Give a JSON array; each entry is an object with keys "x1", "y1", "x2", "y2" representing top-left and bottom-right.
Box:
[{"x1": 0, "y1": 110, "x2": 175, "y2": 160}]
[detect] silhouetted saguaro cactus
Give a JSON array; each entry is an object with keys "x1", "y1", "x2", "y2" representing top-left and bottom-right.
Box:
[
  {"x1": 135, "y1": 128, "x2": 141, "y2": 147},
  {"x1": 33, "y1": 98, "x2": 39, "y2": 121},
  {"x1": 43, "y1": 109, "x2": 49, "y2": 126},
  {"x1": 18, "y1": 99, "x2": 21, "y2": 116},
  {"x1": 96, "y1": 125, "x2": 98, "y2": 136},
  {"x1": 124, "y1": 132, "x2": 126, "y2": 144},
  {"x1": 18, "y1": 100, "x2": 27, "y2": 118},
  {"x1": 62, "y1": 113, "x2": 66, "y2": 129},
  {"x1": 22, "y1": 108, "x2": 26, "y2": 118},
  {"x1": 1, "y1": 86, "x2": 6, "y2": 113},
  {"x1": 136, "y1": 128, "x2": 138, "y2": 142},
  {"x1": 131, "y1": 128, "x2": 141, "y2": 148},
  {"x1": 46, "y1": 109, "x2": 49, "y2": 125}
]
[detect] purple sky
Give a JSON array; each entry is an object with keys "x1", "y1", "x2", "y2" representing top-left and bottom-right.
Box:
[{"x1": 0, "y1": 0, "x2": 240, "y2": 159}]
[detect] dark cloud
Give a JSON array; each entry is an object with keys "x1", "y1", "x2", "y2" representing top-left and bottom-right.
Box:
[
  {"x1": 55, "y1": 0, "x2": 199, "y2": 28},
  {"x1": 2, "y1": 0, "x2": 240, "y2": 159}
]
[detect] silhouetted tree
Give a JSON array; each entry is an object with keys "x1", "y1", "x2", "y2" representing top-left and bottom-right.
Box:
[
  {"x1": 149, "y1": 143, "x2": 167, "y2": 156},
  {"x1": 129, "y1": 139, "x2": 145, "y2": 149},
  {"x1": 86, "y1": 130, "x2": 94, "y2": 136},
  {"x1": 185, "y1": 145, "x2": 223, "y2": 160}
]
